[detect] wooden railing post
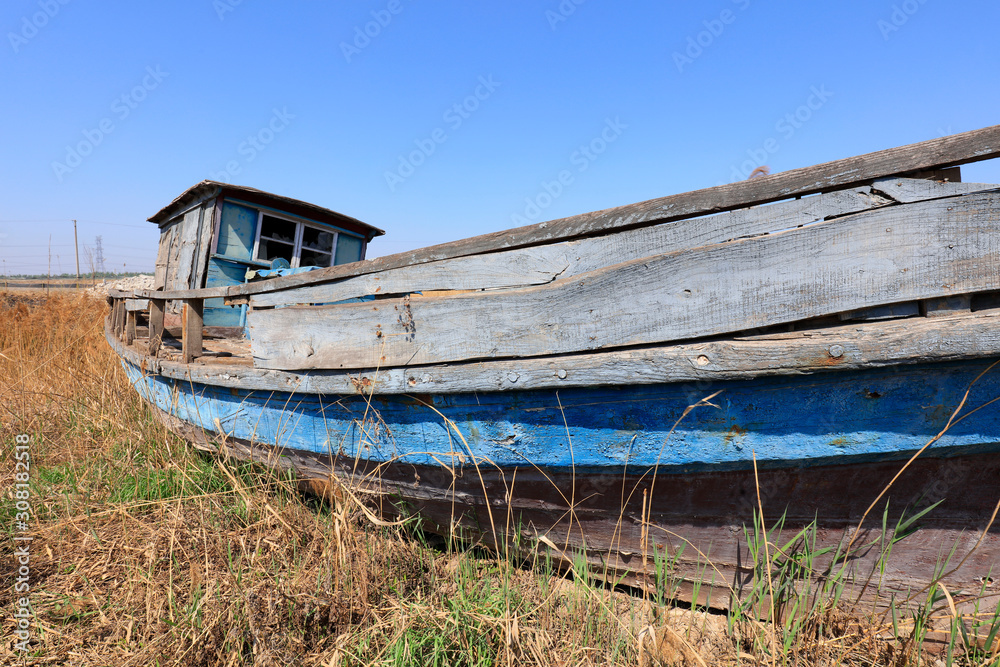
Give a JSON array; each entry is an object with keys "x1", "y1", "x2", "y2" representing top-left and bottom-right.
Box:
[
  {"x1": 113, "y1": 299, "x2": 126, "y2": 339},
  {"x1": 149, "y1": 299, "x2": 165, "y2": 356},
  {"x1": 183, "y1": 298, "x2": 204, "y2": 363},
  {"x1": 125, "y1": 309, "x2": 136, "y2": 345}
]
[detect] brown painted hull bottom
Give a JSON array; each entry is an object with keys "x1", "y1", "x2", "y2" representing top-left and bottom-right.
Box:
[{"x1": 155, "y1": 407, "x2": 1000, "y2": 615}]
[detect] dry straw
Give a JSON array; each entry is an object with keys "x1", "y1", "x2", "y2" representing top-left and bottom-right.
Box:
[{"x1": 3, "y1": 292, "x2": 999, "y2": 666}]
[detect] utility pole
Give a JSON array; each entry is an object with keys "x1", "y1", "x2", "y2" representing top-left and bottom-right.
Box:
[
  {"x1": 73, "y1": 219, "x2": 80, "y2": 285},
  {"x1": 94, "y1": 235, "x2": 105, "y2": 277}
]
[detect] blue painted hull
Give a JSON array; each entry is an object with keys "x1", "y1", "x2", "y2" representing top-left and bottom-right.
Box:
[
  {"x1": 118, "y1": 343, "x2": 1000, "y2": 613},
  {"x1": 122, "y1": 357, "x2": 1000, "y2": 473}
]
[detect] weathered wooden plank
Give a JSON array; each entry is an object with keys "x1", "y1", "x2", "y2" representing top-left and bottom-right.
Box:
[
  {"x1": 230, "y1": 125, "x2": 1000, "y2": 298},
  {"x1": 152, "y1": 221, "x2": 178, "y2": 290},
  {"x1": 165, "y1": 223, "x2": 182, "y2": 293},
  {"x1": 105, "y1": 308, "x2": 1000, "y2": 395},
  {"x1": 871, "y1": 177, "x2": 998, "y2": 203},
  {"x1": 124, "y1": 298, "x2": 149, "y2": 312},
  {"x1": 173, "y1": 208, "x2": 203, "y2": 292},
  {"x1": 191, "y1": 202, "x2": 216, "y2": 291},
  {"x1": 148, "y1": 298, "x2": 165, "y2": 357},
  {"x1": 111, "y1": 300, "x2": 124, "y2": 337},
  {"x1": 251, "y1": 248, "x2": 571, "y2": 307},
  {"x1": 250, "y1": 187, "x2": 890, "y2": 307},
  {"x1": 182, "y1": 299, "x2": 203, "y2": 364},
  {"x1": 125, "y1": 310, "x2": 136, "y2": 345},
  {"x1": 139, "y1": 178, "x2": 1000, "y2": 304},
  {"x1": 248, "y1": 193, "x2": 1000, "y2": 370},
  {"x1": 137, "y1": 286, "x2": 230, "y2": 300}
]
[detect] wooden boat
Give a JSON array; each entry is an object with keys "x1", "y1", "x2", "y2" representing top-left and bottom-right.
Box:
[{"x1": 106, "y1": 126, "x2": 1000, "y2": 614}]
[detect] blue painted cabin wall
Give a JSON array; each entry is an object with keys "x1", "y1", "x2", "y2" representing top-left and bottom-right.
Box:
[
  {"x1": 203, "y1": 256, "x2": 248, "y2": 327},
  {"x1": 215, "y1": 202, "x2": 258, "y2": 261},
  {"x1": 121, "y1": 359, "x2": 1000, "y2": 474}
]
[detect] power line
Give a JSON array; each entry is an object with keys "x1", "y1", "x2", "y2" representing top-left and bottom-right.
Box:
[{"x1": 0, "y1": 219, "x2": 150, "y2": 229}]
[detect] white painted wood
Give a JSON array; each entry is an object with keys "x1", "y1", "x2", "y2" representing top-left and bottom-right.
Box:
[{"x1": 247, "y1": 193, "x2": 1000, "y2": 370}]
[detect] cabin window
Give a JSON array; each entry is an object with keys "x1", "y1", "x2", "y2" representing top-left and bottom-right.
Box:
[
  {"x1": 256, "y1": 215, "x2": 299, "y2": 264},
  {"x1": 251, "y1": 213, "x2": 364, "y2": 268},
  {"x1": 300, "y1": 225, "x2": 336, "y2": 267}
]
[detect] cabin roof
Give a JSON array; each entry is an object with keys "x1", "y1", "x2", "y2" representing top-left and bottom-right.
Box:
[{"x1": 147, "y1": 180, "x2": 385, "y2": 240}]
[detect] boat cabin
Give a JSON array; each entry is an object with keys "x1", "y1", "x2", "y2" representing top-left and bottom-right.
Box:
[{"x1": 148, "y1": 181, "x2": 384, "y2": 326}]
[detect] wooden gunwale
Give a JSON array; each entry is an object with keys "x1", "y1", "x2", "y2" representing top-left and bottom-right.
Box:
[
  {"x1": 106, "y1": 306, "x2": 1000, "y2": 395},
  {"x1": 129, "y1": 125, "x2": 1000, "y2": 301}
]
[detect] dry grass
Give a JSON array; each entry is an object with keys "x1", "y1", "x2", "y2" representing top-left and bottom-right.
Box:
[{"x1": 1, "y1": 292, "x2": 998, "y2": 666}]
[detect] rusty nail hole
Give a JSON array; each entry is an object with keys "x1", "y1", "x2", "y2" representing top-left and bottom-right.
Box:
[{"x1": 829, "y1": 345, "x2": 844, "y2": 358}]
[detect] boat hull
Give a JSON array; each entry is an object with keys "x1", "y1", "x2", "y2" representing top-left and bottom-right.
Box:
[{"x1": 122, "y1": 357, "x2": 1000, "y2": 611}]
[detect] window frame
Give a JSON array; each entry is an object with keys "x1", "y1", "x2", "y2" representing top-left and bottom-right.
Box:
[{"x1": 250, "y1": 211, "x2": 339, "y2": 269}]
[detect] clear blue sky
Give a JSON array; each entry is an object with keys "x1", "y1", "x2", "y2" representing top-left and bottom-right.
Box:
[{"x1": 2, "y1": 0, "x2": 998, "y2": 275}]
